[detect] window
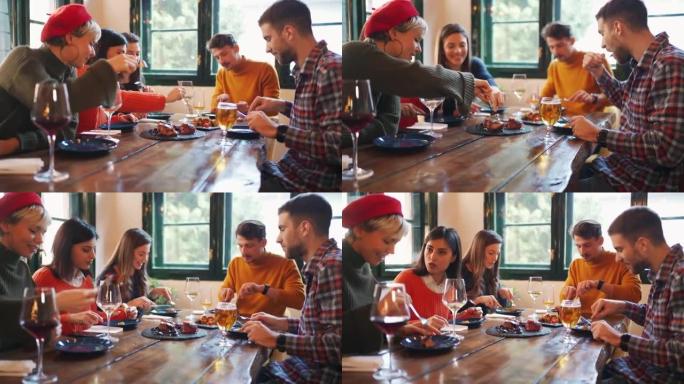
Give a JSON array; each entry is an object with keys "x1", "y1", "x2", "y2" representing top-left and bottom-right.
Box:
[
  {"x1": 135, "y1": 0, "x2": 345, "y2": 87},
  {"x1": 29, "y1": 0, "x2": 58, "y2": 48},
  {"x1": 146, "y1": 193, "x2": 349, "y2": 280},
  {"x1": 474, "y1": 0, "x2": 684, "y2": 77},
  {"x1": 0, "y1": 0, "x2": 10, "y2": 61},
  {"x1": 495, "y1": 193, "x2": 552, "y2": 268},
  {"x1": 647, "y1": 193, "x2": 684, "y2": 246}
]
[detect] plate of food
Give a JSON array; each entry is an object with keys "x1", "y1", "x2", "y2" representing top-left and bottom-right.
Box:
[
  {"x1": 485, "y1": 320, "x2": 551, "y2": 338},
  {"x1": 150, "y1": 305, "x2": 179, "y2": 317},
  {"x1": 495, "y1": 305, "x2": 524, "y2": 316},
  {"x1": 538, "y1": 312, "x2": 563, "y2": 328},
  {"x1": 453, "y1": 307, "x2": 485, "y2": 329},
  {"x1": 142, "y1": 320, "x2": 207, "y2": 340},
  {"x1": 519, "y1": 111, "x2": 545, "y2": 125},
  {"x1": 58, "y1": 137, "x2": 118, "y2": 156},
  {"x1": 195, "y1": 314, "x2": 218, "y2": 330},
  {"x1": 191, "y1": 116, "x2": 220, "y2": 132},
  {"x1": 467, "y1": 118, "x2": 532, "y2": 136},
  {"x1": 373, "y1": 134, "x2": 432, "y2": 153},
  {"x1": 107, "y1": 304, "x2": 143, "y2": 330},
  {"x1": 571, "y1": 317, "x2": 593, "y2": 336},
  {"x1": 56, "y1": 336, "x2": 115, "y2": 354},
  {"x1": 400, "y1": 334, "x2": 462, "y2": 352},
  {"x1": 141, "y1": 122, "x2": 206, "y2": 141}
]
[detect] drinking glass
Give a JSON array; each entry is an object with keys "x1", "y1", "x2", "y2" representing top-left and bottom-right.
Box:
[
  {"x1": 178, "y1": 80, "x2": 194, "y2": 115},
  {"x1": 31, "y1": 80, "x2": 71, "y2": 183},
  {"x1": 341, "y1": 79, "x2": 375, "y2": 181},
  {"x1": 512, "y1": 74, "x2": 527, "y2": 103},
  {"x1": 97, "y1": 280, "x2": 122, "y2": 343},
  {"x1": 540, "y1": 97, "x2": 561, "y2": 143},
  {"x1": 369, "y1": 282, "x2": 410, "y2": 381},
  {"x1": 216, "y1": 102, "x2": 238, "y2": 145},
  {"x1": 192, "y1": 93, "x2": 205, "y2": 117},
  {"x1": 215, "y1": 301, "x2": 238, "y2": 347},
  {"x1": 102, "y1": 83, "x2": 122, "y2": 132},
  {"x1": 201, "y1": 288, "x2": 213, "y2": 313},
  {"x1": 560, "y1": 299, "x2": 581, "y2": 344},
  {"x1": 442, "y1": 278, "x2": 467, "y2": 336},
  {"x1": 19, "y1": 287, "x2": 60, "y2": 384},
  {"x1": 185, "y1": 277, "x2": 200, "y2": 319},
  {"x1": 543, "y1": 283, "x2": 555, "y2": 311},
  {"x1": 528, "y1": 276, "x2": 543, "y2": 308},
  {"x1": 529, "y1": 89, "x2": 540, "y2": 111},
  {"x1": 420, "y1": 96, "x2": 445, "y2": 134}
]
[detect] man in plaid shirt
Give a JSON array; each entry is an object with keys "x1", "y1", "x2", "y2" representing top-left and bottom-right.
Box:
[
  {"x1": 246, "y1": 0, "x2": 342, "y2": 192},
  {"x1": 570, "y1": 0, "x2": 684, "y2": 191},
  {"x1": 243, "y1": 194, "x2": 341, "y2": 384},
  {"x1": 590, "y1": 207, "x2": 683, "y2": 383}
]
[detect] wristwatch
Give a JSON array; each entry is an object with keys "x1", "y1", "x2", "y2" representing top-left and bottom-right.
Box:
[
  {"x1": 591, "y1": 94, "x2": 599, "y2": 104},
  {"x1": 597, "y1": 280, "x2": 605, "y2": 291},
  {"x1": 597, "y1": 128, "x2": 609, "y2": 146},
  {"x1": 276, "y1": 333, "x2": 287, "y2": 352},
  {"x1": 276, "y1": 124, "x2": 288, "y2": 143},
  {"x1": 262, "y1": 283, "x2": 270, "y2": 295},
  {"x1": 620, "y1": 333, "x2": 631, "y2": 351}
]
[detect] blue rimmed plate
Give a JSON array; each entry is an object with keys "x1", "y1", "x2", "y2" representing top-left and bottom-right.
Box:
[
  {"x1": 58, "y1": 137, "x2": 117, "y2": 156},
  {"x1": 400, "y1": 334, "x2": 461, "y2": 352},
  {"x1": 56, "y1": 336, "x2": 114, "y2": 354},
  {"x1": 373, "y1": 134, "x2": 432, "y2": 153}
]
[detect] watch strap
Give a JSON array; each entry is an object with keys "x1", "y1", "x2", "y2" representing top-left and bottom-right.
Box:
[
  {"x1": 262, "y1": 283, "x2": 270, "y2": 295},
  {"x1": 597, "y1": 128, "x2": 609, "y2": 146},
  {"x1": 276, "y1": 333, "x2": 287, "y2": 352},
  {"x1": 620, "y1": 333, "x2": 631, "y2": 351},
  {"x1": 276, "y1": 125, "x2": 288, "y2": 143}
]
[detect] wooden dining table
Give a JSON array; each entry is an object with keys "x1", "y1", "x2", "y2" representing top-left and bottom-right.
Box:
[
  {"x1": 342, "y1": 311, "x2": 624, "y2": 384},
  {"x1": 0, "y1": 118, "x2": 266, "y2": 192},
  {"x1": 342, "y1": 113, "x2": 612, "y2": 192},
  {"x1": 0, "y1": 312, "x2": 270, "y2": 383}
]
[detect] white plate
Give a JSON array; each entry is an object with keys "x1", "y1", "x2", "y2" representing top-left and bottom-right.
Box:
[{"x1": 405, "y1": 122, "x2": 448, "y2": 132}]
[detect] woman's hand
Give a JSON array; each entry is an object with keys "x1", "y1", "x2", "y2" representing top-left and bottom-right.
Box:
[
  {"x1": 426, "y1": 315, "x2": 448, "y2": 330},
  {"x1": 497, "y1": 288, "x2": 514, "y2": 301},
  {"x1": 128, "y1": 296, "x2": 155, "y2": 311},
  {"x1": 400, "y1": 103, "x2": 425, "y2": 118},
  {"x1": 474, "y1": 295, "x2": 501, "y2": 309},
  {"x1": 150, "y1": 287, "x2": 174, "y2": 304},
  {"x1": 68, "y1": 310, "x2": 102, "y2": 326}
]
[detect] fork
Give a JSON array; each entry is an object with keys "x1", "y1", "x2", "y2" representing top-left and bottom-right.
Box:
[{"x1": 408, "y1": 303, "x2": 428, "y2": 327}]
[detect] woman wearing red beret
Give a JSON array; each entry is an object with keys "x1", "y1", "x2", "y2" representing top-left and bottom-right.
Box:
[
  {"x1": 342, "y1": 0, "x2": 503, "y2": 145},
  {"x1": 342, "y1": 194, "x2": 447, "y2": 355},
  {"x1": 0, "y1": 4, "x2": 138, "y2": 155}
]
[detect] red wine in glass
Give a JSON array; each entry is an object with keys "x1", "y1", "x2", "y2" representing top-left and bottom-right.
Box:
[
  {"x1": 32, "y1": 117, "x2": 70, "y2": 136},
  {"x1": 342, "y1": 79, "x2": 375, "y2": 181},
  {"x1": 342, "y1": 113, "x2": 374, "y2": 134},
  {"x1": 21, "y1": 320, "x2": 60, "y2": 340},
  {"x1": 20, "y1": 287, "x2": 60, "y2": 384},
  {"x1": 31, "y1": 80, "x2": 71, "y2": 183},
  {"x1": 371, "y1": 316, "x2": 409, "y2": 335}
]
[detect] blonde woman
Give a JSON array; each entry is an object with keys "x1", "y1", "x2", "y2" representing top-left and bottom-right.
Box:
[
  {"x1": 462, "y1": 230, "x2": 514, "y2": 310},
  {"x1": 0, "y1": 193, "x2": 96, "y2": 352},
  {"x1": 342, "y1": 194, "x2": 447, "y2": 355},
  {"x1": 96, "y1": 228, "x2": 172, "y2": 311}
]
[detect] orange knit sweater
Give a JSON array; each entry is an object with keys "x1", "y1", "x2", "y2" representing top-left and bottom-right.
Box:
[{"x1": 210, "y1": 57, "x2": 280, "y2": 110}]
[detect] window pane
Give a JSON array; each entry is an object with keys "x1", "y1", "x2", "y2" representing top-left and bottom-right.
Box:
[
  {"x1": 313, "y1": 24, "x2": 343, "y2": 55},
  {"x1": 316, "y1": 192, "x2": 348, "y2": 247},
  {"x1": 490, "y1": 0, "x2": 539, "y2": 64},
  {"x1": 29, "y1": 0, "x2": 57, "y2": 49},
  {"x1": 147, "y1": 0, "x2": 198, "y2": 72},
  {"x1": 366, "y1": 0, "x2": 392, "y2": 13},
  {"x1": 648, "y1": 193, "x2": 684, "y2": 246},
  {"x1": 41, "y1": 193, "x2": 71, "y2": 266},
  {"x1": 161, "y1": 194, "x2": 210, "y2": 265},
  {"x1": 0, "y1": 0, "x2": 10, "y2": 61},
  {"x1": 501, "y1": 193, "x2": 551, "y2": 265},
  {"x1": 383, "y1": 193, "x2": 417, "y2": 266},
  {"x1": 229, "y1": 193, "x2": 291, "y2": 259},
  {"x1": 569, "y1": 193, "x2": 631, "y2": 261}
]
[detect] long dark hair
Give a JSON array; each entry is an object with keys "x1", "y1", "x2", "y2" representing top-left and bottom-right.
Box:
[
  {"x1": 99, "y1": 228, "x2": 152, "y2": 301},
  {"x1": 121, "y1": 32, "x2": 145, "y2": 91},
  {"x1": 49, "y1": 218, "x2": 98, "y2": 280},
  {"x1": 437, "y1": 23, "x2": 471, "y2": 73},
  {"x1": 463, "y1": 230, "x2": 502, "y2": 296},
  {"x1": 413, "y1": 226, "x2": 462, "y2": 278},
  {"x1": 94, "y1": 29, "x2": 127, "y2": 61}
]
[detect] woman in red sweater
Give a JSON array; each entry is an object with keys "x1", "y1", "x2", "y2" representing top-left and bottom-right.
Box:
[{"x1": 394, "y1": 226, "x2": 462, "y2": 321}]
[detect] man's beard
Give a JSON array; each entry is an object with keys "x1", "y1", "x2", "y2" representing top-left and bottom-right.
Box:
[
  {"x1": 612, "y1": 45, "x2": 632, "y2": 64},
  {"x1": 629, "y1": 260, "x2": 650, "y2": 275},
  {"x1": 276, "y1": 48, "x2": 296, "y2": 66},
  {"x1": 285, "y1": 242, "x2": 306, "y2": 262}
]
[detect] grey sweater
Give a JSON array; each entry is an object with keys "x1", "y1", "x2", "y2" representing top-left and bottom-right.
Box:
[
  {"x1": 0, "y1": 243, "x2": 35, "y2": 352},
  {"x1": 0, "y1": 46, "x2": 118, "y2": 153}
]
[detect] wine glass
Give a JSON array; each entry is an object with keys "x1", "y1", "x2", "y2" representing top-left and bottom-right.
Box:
[
  {"x1": 216, "y1": 102, "x2": 237, "y2": 146},
  {"x1": 511, "y1": 74, "x2": 527, "y2": 104},
  {"x1": 97, "y1": 280, "x2": 122, "y2": 343},
  {"x1": 420, "y1": 96, "x2": 445, "y2": 135},
  {"x1": 543, "y1": 283, "x2": 555, "y2": 311},
  {"x1": 31, "y1": 80, "x2": 71, "y2": 183},
  {"x1": 178, "y1": 80, "x2": 194, "y2": 115},
  {"x1": 185, "y1": 277, "x2": 200, "y2": 320},
  {"x1": 560, "y1": 299, "x2": 581, "y2": 344},
  {"x1": 528, "y1": 276, "x2": 543, "y2": 311},
  {"x1": 19, "y1": 287, "x2": 60, "y2": 384},
  {"x1": 201, "y1": 288, "x2": 213, "y2": 313},
  {"x1": 341, "y1": 79, "x2": 375, "y2": 181},
  {"x1": 442, "y1": 278, "x2": 467, "y2": 336},
  {"x1": 540, "y1": 97, "x2": 561, "y2": 143},
  {"x1": 192, "y1": 92, "x2": 205, "y2": 117},
  {"x1": 102, "y1": 83, "x2": 123, "y2": 131},
  {"x1": 369, "y1": 282, "x2": 410, "y2": 381}
]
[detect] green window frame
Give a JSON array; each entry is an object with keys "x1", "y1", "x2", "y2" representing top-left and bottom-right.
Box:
[{"x1": 131, "y1": 0, "x2": 346, "y2": 89}]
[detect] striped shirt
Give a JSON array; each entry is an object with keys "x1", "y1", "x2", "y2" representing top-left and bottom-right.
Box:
[
  {"x1": 261, "y1": 239, "x2": 342, "y2": 383},
  {"x1": 261, "y1": 41, "x2": 343, "y2": 191},
  {"x1": 606, "y1": 243, "x2": 684, "y2": 383},
  {"x1": 593, "y1": 32, "x2": 684, "y2": 191}
]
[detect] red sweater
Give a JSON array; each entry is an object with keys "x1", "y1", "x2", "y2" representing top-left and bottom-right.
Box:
[
  {"x1": 394, "y1": 269, "x2": 452, "y2": 321},
  {"x1": 75, "y1": 66, "x2": 166, "y2": 133}
]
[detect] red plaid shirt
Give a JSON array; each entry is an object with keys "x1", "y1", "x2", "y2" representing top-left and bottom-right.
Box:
[
  {"x1": 606, "y1": 243, "x2": 684, "y2": 383},
  {"x1": 593, "y1": 32, "x2": 684, "y2": 191},
  {"x1": 261, "y1": 41, "x2": 343, "y2": 192},
  {"x1": 261, "y1": 239, "x2": 342, "y2": 384}
]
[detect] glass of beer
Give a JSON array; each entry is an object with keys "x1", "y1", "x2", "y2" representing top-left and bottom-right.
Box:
[
  {"x1": 215, "y1": 301, "x2": 238, "y2": 346},
  {"x1": 540, "y1": 97, "x2": 561, "y2": 143},
  {"x1": 560, "y1": 299, "x2": 581, "y2": 344},
  {"x1": 216, "y1": 102, "x2": 238, "y2": 146}
]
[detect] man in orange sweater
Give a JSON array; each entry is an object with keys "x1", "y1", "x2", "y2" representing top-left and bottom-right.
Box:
[
  {"x1": 219, "y1": 220, "x2": 304, "y2": 317},
  {"x1": 560, "y1": 219, "x2": 641, "y2": 316},
  {"x1": 540, "y1": 22, "x2": 612, "y2": 116},
  {"x1": 207, "y1": 33, "x2": 280, "y2": 115}
]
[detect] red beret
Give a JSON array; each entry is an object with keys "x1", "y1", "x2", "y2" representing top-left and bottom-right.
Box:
[
  {"x1": 0, "y1": 193, "x2": 43, "y2": 222},
  {"x1": 41, "y1": 4, "x2": 93, "y2": 43},
  {"x1": 362, "y1": 0, "x2": 419, "y2": 39},
  {"x1": 342, "y1": 194, "x2": 403, "y2": 228}
]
